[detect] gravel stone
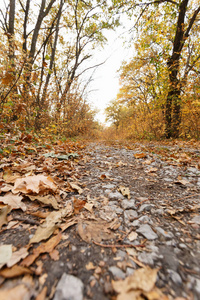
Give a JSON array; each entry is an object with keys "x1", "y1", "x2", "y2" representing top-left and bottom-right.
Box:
[
  {"x1": 53, "y1": 273, "x2": 84, "y2": 300},
  {"x1": 108, "y1": 266, "x2": 126, "y2": 279},
  {"x1": 168, "y1": 269, "x2": 182, "y2": 285},
  {"x1": 124, "y1": 210, "x2": 138, "y2": 224},
  {"x1": 155, "y1": 226, "x2": 174, "y2": 239},
  {"x1": 136, "y1": 224, "x2": 158, "y2": 240},
  {"x1": 121, "y1": 199, "x2": 136, "y2": 209}
]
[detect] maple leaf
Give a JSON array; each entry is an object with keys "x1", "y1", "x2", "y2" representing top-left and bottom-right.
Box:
[
  {"x1": 12, "y1": 175, "x2": 58, "y2": 194},
  {"x1": 0, "y1": 193, "x2": 26, "y2": 211}
]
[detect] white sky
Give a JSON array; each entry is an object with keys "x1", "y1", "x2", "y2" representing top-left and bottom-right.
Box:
[{"x1": 88, "y1": 25, "x2": 134, "y2": 124}]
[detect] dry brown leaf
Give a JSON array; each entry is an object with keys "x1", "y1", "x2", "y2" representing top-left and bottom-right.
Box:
[
  {"x1": 77, "y1": 219, "x2": 115, "y2": 243},
  {"x1": 116, "y1": 161, "x2": 127, "y2": 167},
  {"x1": 49, "y1": 249, "x2": 59, "y2": 261},
  {"x1": 143, "y1": 288, "x2": 169, "y2": 300},
  {"x1": 69, "y1": 182, "x2": 83, "y2": 194},
  {"x1": 3, "y1": 169, "x2": 21, "y2": 183},
  {"x1": 35, "y1": 286, "x2": 47, "y2": 300},
  {"x1": 0, "y1": 265, "x2": 32, "y2": 278},
  {"x1": 7, "y1": 247, "x2": 29, "y2": 268},
  {"x1": 12, "y1": 175, "x2": 58, "y2": 194},
  {"x1": 84, "y1": 203, "x2": 93, "y2": 213},
  {"x1": 127, "y1": 232, "x2": 138, "y2": 242},
  {"x1": 134, "y1": 153, "x2": 147, "y2": 159},
  {"x1": 29, "y1": 206, "x2": 71, "y2": 244},
  {"x1": 112, "y1": 267, "x2": 159, "y2": 300},
  {"x1": 108, "y1": 218, "x2": 121, "y2": 231},
  {"x1": 174, "y1": 179, "x2": 190, "y2": 185},
  {"x1": 0, "y1": 205, "x2": 11, "y2": 229},
  {"x1": 60, "y1": 217, "x2": 78, "y2": 232},
  {"x1": 28, "y1": 194, "x2": 59, "y2": 210},
  {"x1": 118, "y1": 186, "x2": 130, "y2": 199},
  {"x1": 30, "y1": 211, "x2": 50, "y2": 219},
  {"x1": 86, "y1": 262, "x2": 96, "y2": 270},
  {"x1": 0, "y1": 184, "x2": 13, "y2": 192},
  {"x1": 21, "y1": 233, "x2": 62, "y2": 267},
  {"x1": 0, "y1": 245, "x2": 12, "y2": 269},
  {"x1": 0, "y1": 284, "x2": 31, "y2": 300},
  {"x1": 148, "y1": 167, "x2": 158, "y2": 173},
  {"x1": 73, "y1": 197, "x2": 86, "y2": 214},
  {"x1": 0, "y1": 193, "x2": 26, "y2": 211}
]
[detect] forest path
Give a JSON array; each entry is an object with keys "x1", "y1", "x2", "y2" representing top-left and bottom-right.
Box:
[{"x1": 0, "y1": 140, "x2": 200, "y2": 300}]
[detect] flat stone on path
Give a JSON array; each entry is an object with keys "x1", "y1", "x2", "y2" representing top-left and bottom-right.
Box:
[
  {"x1": 124, "y1": 210, "x2": 138, "y2": 224},
  {"x1": 121, "y1": 199, "x2": 136, "y2": 209},
  {"x1": 53, "y1": 273, "x2": 84, "y2": 300},
  {"x1": 136, "y1": 224, "x2": 158, "y2": 240}
]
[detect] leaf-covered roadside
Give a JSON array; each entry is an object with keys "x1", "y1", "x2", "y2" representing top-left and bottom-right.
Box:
[{"x1": 0, "y1": 136, "x2": 200, "y2": 299}]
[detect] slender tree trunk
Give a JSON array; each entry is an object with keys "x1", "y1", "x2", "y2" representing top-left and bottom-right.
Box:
[{"x1": 165, "y1": 0, "x2": 188, "y2": 138}]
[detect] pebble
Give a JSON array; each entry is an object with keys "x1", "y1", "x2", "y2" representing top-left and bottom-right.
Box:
[
  {"x1": 168, "y1": 269, "x2": 182, "y2": 285},
  {"x1": 108, "y1": 266, "x2": 126, "y2": 279},
  {"x1": 151, "y1": 208, "x2": 164, "y2": 215},
  {"x1": 189, "y1": 215, "x2": 200, "y2": 225},
  {"x1": 136, "y1": 224, "x2": 158, "y2": 240},
  {"x1": 108, "y1": 203, "x2": 123, "y2": 214},
  {"x1": 102, "y1": 184, "x2": 116, "y2": 189},
  {"x1": 137, "y1": 252, "x2": 159, "y2": 266},
  {"x1": 124, "y1": 210, "x2": 138, "y2": 224},
  {"x1": 107, "y1": 191, "x2": 124, "y2": 200},
  {"x1": 138, "y1": 203, "x2": 155, "y2": 212},
  {"x1": 121, "y1": 199, "x2": 136, "y2": 209},
  {"x1": 99, "y1": 206, "x2": 117, "y2": 221},
  {"x1": 53, "y1": 273, "x2": 84, "y2": 300},
  {"x1": 138, "y1": 215, "x2": 153, "y2": 224},
  {"x1": 155, "y1": 226, "x2": 174, "y2": 239},
  {"x1": 126, "y1": 267, "x2": 135, "y2": 276},
  {"x1": 179, "y1": 243, "x2": 187, "y2": 249}
]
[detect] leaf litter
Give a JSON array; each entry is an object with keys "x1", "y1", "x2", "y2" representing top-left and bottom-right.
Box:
[{"x1": 0, "y1": 137, "x2": 199, "y2": 299}]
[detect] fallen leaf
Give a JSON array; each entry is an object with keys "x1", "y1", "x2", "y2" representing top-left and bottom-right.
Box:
[
  {"x1": 0, "y1": 284, "x2": 31, "y2": 300},
  {"x1": 84, "y1": 203, "x2": 93, "y2": 213},
  {"x1": 108, "y1": 218, "x2": 121, "y2": 230},
  {"x1": 3, "y1": 169, "x2": 21, "y2": 183},
  {"x1": 112, "y1": 267, "x2": 159, "y2": 299},
  {"x1": 147, "y1": 167, "x2": 158, "y2": 173},
  {"x1": 0, "y1": 183, "x2": 13, "y2": 192},
  {"x1": 28, "y1": 194, "x2": 59, "y2": 210},
  {"x1": 0, "y1": 265, "x2": 32, "y2": 278},
  {"x1": 22, "y1": 233, "x2": 62, "y2": 267},
  {"x1": 86, "y1": 262, "x2": 96, "y2": 270},
  {"x1": 12, "y1": 175, "x2": 58, "y2": 194},
  {"x1": 49, "y1": 249, "x2": 59, "y2": 261},
  {"x1": 7, "y1": 247, "x2": 29, "y2": 268},
  {"x1": 118, "y1": 186, "x2": 131, "y2": 199},
  {"x1": 127, "y1": 231, "x2": 138, "y2": 242},
  {"x1": 0, "y1": 205, "x2": 11, "y2": 229},
  {"x1": 0, "y1": 193, "x2": 26, "y2": 211},
  {"x1": 69, "y1": 182, "x2": 83, "y2": 194},
  {"x1": 35, "y1": 286, "x2": 47, "y2": 300},
  {"x1": 60, "y1": 216, "x2": 77, "y2": 232},
  {"x1": 30, "y1": 211, "x2": 50, "y2": 219},
  {"x1": 77, "y1": 219, "x2": 115, "y2": 243},
  {"x1": 174, "y1": 179, "x2": 190, "y2": 185},
  {"x1": 39, "y1": 273, "x2": 48, "y2": 285},
  {"x1": 29, "y1": 210, "x2": 62, "y2": 244},
  {"x1": 134, "y1": 153, "x2": 147, "y2": 159},
  {"x1": 73, "y1": 197, "x2": 86, "y2": 214},
  {"x1": 116, "y1": 161, "x2": 127, "y2": 167},
  {"x1": 0, "y1": 245, "x2": 12, "y2": 269}
]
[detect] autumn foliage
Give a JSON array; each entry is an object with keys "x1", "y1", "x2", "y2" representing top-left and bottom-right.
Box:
[
  {"x1": 0, "y1": 0, "x2": 118, "y2": 138},
  {"x1": 105, "y1": 0, "x2": 200, "y2": 140}
]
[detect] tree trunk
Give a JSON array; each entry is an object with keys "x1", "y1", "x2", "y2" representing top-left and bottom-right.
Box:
[{"x1": 165, "y1": 0, "x2": 189, "y2": 138}]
